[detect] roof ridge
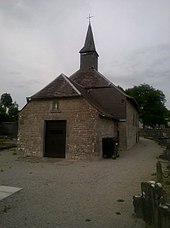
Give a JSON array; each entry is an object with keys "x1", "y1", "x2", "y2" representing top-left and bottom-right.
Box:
[
  {"x1": 30, "y1": 74, "x2": 64, "y2": 99},
  {"x1": 61, "y1": 74, "x2": 81, "y2": 96},
  {"x1": 93, "y1": 69, "x2": 112, "y2": 86},
  {"x1": 30, "y1": 73, "x2": 81, "y2": 100},
  {"x1": 92, "y1": 69, "x2": 139, "y2": 109},
  {"x1": 94, "y1": 69, "x2": 131, "y2": 97},
  {"x1": 69, "y1": 69, "x2": 81, "y2": 79}
]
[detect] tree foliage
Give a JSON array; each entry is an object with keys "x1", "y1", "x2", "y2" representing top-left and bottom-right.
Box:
[
  {"x1": 125, "y1": 84, "x2": 167, "y2": 128},
  {"x1": 167, "y1": 109, "x2": 170, "y2": 119},
  {"x1": 0, "y1": 93, "x2": 19, "y2": 122},
  {"x1": 1, "y1": 93, "x2": 12, "y2": 107}
]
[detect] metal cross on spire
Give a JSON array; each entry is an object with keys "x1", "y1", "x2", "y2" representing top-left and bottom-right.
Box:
[{"x1": 86, "y1": 14, "x2": 93, "y2": 24}]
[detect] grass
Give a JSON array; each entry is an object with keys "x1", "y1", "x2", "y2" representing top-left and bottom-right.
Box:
[
  {"x1": 163, "y1": 176, "x2": 170, "y2": 199},
  {"x1": 163, "y1": 184, "x2": 170, "y2": 202},
  {"x1": 0, "y1": 138, "x2": 6, "y2": 145},
  {"x1": 164, "y1": 181, "x2": 170, "y2": 185},
  {"x1": 162, "y1": 177, "x2": 170, "y2": 202},
  {"x1": 0, "y1": 136, "x2": 11, "y2": 144}
]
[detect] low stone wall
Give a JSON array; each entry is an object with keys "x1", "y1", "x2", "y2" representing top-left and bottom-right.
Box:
[
  {"x1": 133, "y1": 181, "x2": 170, "y2": 228},
  {"x1": 140, "y1": 128, "x2": 170, "y2": 139},
  {"x1": 156, "y1": 161, "x2": 170, "y2": 183},
  {"x1": 0, "y1": 122, "x2": 18, "y2": 137}
]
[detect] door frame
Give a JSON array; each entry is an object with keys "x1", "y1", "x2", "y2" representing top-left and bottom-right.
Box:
[{"x1": 44, "y1": 120, "x2": 67, "y2": 158}]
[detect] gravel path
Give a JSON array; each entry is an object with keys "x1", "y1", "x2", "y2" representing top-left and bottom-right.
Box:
[{"x1": 0, "y1": 137, "x2": 162, "y2": 228}]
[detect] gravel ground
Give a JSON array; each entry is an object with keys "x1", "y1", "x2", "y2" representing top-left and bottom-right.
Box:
[{"x1": 0, "y1": 137, "x2": 163, "y2": 228}]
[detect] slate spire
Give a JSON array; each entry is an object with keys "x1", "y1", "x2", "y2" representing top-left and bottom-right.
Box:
[{"x1": 79, "y1": 23, "x2": 99, "y2": 71}]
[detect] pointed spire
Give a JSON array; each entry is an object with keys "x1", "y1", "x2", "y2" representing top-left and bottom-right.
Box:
[
  {"x1": 79, "y1": 23, "x2": 99, "y2": 71},
  {"x1": 80, "y1": 23, "x2": 98, "y2": 54}
]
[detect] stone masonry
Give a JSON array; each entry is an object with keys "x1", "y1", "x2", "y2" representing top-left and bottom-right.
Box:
[{"x1": 18, "y1": 97, "x2": 117, "y2": 159}]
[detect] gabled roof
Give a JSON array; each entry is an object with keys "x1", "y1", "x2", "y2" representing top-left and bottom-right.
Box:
[
  {"x1": 27, "y1": 70, "x2": 138, "y2": 120},
  {"x1": 70, "y1": 68, "x2": 139, "y2": 111},
  {"x1": 79, "y1": 23, "x2": 98, "y2": 55},
  {"x1": 30, "y1": 73, "x2": 81, "y2": 100}
]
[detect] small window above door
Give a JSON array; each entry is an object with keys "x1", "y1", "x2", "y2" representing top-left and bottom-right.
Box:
[{"x1": 50, "y1": 100, "x2": 60, "y2": 113}]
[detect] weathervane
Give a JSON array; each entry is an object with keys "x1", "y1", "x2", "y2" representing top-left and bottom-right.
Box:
[{"x1": 86, "y1": 14, "x2": 93, "y2": 24}]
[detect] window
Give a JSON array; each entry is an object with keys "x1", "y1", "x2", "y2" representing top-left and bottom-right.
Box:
[{"x1": 51, "y1": 100, "x2": 60, "y2": 113}]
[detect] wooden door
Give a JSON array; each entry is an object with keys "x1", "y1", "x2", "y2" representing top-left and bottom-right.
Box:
[{"x1": 45, "y1": 120, "x2": 66, "y2": 158}]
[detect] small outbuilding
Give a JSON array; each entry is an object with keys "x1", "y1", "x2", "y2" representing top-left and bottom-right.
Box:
[{"x1": 18, "y1": 23, "x2": 139, "y2": 159}]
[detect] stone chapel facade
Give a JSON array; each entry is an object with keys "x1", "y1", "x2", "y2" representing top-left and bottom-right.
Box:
[{"x1": 18, "y1": 23, "x2": 139, "y2": 159}]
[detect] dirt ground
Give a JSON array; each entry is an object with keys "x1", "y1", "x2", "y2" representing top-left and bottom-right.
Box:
[{"x1": 0, "y1": 137, "x2": 163, "y2": 228}]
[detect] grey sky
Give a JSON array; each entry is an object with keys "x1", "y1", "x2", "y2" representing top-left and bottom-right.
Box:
[{"x1": 0, "y1": 0, "x2": 170, "y2": 109}]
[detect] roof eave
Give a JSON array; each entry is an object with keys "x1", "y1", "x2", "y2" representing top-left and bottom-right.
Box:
[
  {"x1": 98, "y1": 113, "x2": 119, "y2": 121},
  {"x1": 28, "y1": 94, "x2": 81, "y2": 102}
]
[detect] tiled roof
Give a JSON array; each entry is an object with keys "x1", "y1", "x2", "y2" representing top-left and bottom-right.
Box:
[
  {"x1": 70, "y1": 80, "x2": 126, "y2": 120},
  {"x1": 31, "y1": 74, "x2": 80, "y2": 100},
  {"x1": 70, "y1": 69, "x2": 111, "y2": 88},
  {"x1": 30, "y1": 70, "x2": 138, "y2": 120},
  {"x1": 85, "y1": 87, "x2": 126, "y2": 120},
  {"x1": 70, "y1": 69, "x2": 139, "y2": 113}
]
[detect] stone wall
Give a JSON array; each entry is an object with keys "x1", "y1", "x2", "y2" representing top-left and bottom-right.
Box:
[
  {"x1": 118, "y1": 121, "x2": 127, "y2": 151},
  {"x1": 140, "y1": 128, "x2": 170, "y2": 139},
  {"x1": 97, "y1": 116, "x2": 118, "y2": 157},
  {"x1": 18, "y1": 97, "x2": 99, "y2": 159},
  {"x1": 126, "y1": 100, "x2": 139, "y2": 149},
  {"x1": 133, "y1": 181, "x2": 170, "y2": 228},
  {"x1": 118, "y1": 100, "x2": 139, "y2": 151},
  {"x1": 18, "y1": 97, "x2": 117, "y2": 159},
  {"x1": 18, "y1": 96, "x2": 139, "y2": 159}
]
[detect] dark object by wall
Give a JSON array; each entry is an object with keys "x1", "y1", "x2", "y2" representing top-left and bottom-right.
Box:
[{"x1": 102, "y1": 137, "x2": 119, "y2": 159}]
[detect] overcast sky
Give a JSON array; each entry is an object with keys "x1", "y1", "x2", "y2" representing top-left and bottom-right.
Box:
[{"x1": 1, "y1": 0, "x2": 170, "y2": 109}]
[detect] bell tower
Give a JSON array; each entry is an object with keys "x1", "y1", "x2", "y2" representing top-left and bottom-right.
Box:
[{"x1": 79, "y1": 22, "x2": 99, "y2": 71}]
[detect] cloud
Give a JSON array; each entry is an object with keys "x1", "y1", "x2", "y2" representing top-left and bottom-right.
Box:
[
  {"x1": 0, "y1": 0, "x2": 170, "y2": 109},
  {"x1": 102, "y1": 44, "x2": 170, "y2": 108}
]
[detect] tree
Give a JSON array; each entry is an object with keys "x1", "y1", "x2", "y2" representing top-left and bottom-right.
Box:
[
  {"x1": 125, "y1": 84, "x2": 167, "y2": 128},
  {"x1": 0, "y1": 93, "x2": 19, "y2": 122},
  {"x1": 8, "y1": 102, "x2": 19, "y2": 121},
  {"x1": 0, "y1": 104, "x2": 8, "y2": 122},
  {"x1": 1, "y1": 93, "x2": 12, "y2": 107}
]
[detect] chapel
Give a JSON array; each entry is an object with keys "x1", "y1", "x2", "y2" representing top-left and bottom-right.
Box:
[{"x1": 18, "y1": 22, "x2": 139, "y2": 159}]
